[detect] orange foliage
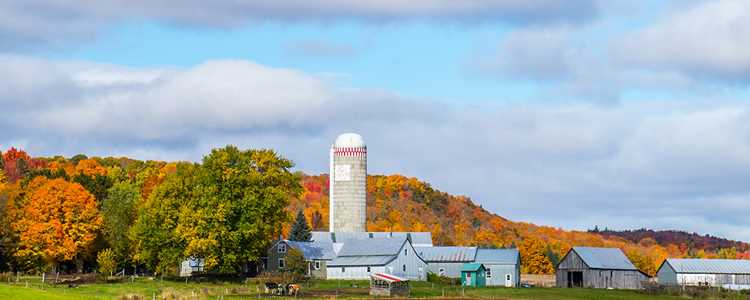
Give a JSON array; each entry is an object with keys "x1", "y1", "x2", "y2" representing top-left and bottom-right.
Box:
[
  {"x1": 75, "y1": 159, "x2": 107, "y2": 176},
  {"x1": 13, "y1": 177, "x2": 103, "y2": 263}
]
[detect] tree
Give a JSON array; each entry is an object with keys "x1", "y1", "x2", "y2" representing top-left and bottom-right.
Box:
[
  {"x1": 13, "y1": 177, "x2": 103, "y2": 270},
  {"x1": 519, "y1": 237, "x2": 554, "y2": 274},
  {"x1": 289, "y1": 210, "x2": 312, "y2": 242},
  {"x1": 73, "y1": 173, "x2": 113, "y2": 202},
  {"x1": 102, "y1": 182, "x2": 140, "y2": 265},
  {"x1": 97, "y1": 248, "x2": 117, "y2": 276},
  {"x1": 284, "y1": 248, "x2": 307, "y2": 277}
]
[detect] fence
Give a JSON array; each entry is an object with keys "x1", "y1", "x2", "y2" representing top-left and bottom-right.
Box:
[{"x1": 521, "y1": 274, "x2": 555, "y2": 287}]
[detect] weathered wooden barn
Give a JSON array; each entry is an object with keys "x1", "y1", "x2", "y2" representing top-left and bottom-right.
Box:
[
  {"x1": 556, "y1": 247, "x2": 649, "y2": 289},
  {"x1": 657, "y1": 258, "x2": 750, "y2": 290}
]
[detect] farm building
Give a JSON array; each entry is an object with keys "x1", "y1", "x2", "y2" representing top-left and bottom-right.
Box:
[
  {"x1": 179, "y1": 258, "x2": 205, "y2": 277},
  {"x1": 461, "y1": 263, "x2": 487, "y2": 287},
  {"x1": 370, "y1": 273, "x2": 411, "y2": 297},
  {"x1": 657, "y1": 258, "x2": 750, "y2": 290},
  {"x1": 417, "y1": 246, "x2": 477, "y2": 278},
  {"x1": 327, "y1": 237, "x2": 427, "y2": 280},
  {"x1": 556, "y1": 247, "x2": 649, "y2": 289},
  {"x1": 475, "y1": 248, "x2": 521, "y2": 287},
  {"x1": 266, "y1": 239, "x2": 335, "y2": 279}
]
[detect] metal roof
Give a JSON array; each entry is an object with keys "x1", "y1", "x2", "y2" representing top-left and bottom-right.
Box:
[
  {"x1": 475, "y1": 248, "x2": 519, "y2": 265},
  {"x1": 572, "y1": 247, "x2": 637, "y2": 270},
  {"x1": 284, "y1": 240, "x2": 336, "y2": 260},
  {"x1": 372, "y1": 273, "x2": 408, "y2": 282},
  {"x1": 664, "y1": 259, "x2": 750, "y2": 275},
  {"x1": 416, "y1": 246, "x2": 477, "y2": 262},
  {"x1": 461, "y1": 263, "x2": 485, "y2": 272},
  {"x1": 337, "y1": 238, "x2": 406, "y2": 257},
  {"x1": 310, "y1": 231, "x2": 432, "y2": 246},
  {"x1": 329, "y1": 255, "x2": 396, "y2": 266}
]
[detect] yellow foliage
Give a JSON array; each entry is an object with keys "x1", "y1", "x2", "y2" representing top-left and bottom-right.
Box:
[{"x1": 75, "y1": 159, "x2": 107, "y2": 176}]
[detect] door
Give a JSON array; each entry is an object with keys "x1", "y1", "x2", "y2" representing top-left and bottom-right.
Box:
[
  {"x1": 567, "y1": 271, "x2": 583, "y2": 288},
  {"x1": 505, "y1": 274, "x2": 513, "y2": 287}
]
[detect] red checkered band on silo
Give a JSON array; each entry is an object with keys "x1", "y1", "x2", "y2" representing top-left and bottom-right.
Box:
[{"x1": 333, "y1": 147, "x2": 367, "y2": 157}]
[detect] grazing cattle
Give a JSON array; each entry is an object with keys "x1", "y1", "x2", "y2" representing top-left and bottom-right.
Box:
[
  {"x1": 287, "y1": 284, "x2": 300, "y2": 296},
  {"x1": 264, "y1": 282, "x2": 279, "y2": 294}
]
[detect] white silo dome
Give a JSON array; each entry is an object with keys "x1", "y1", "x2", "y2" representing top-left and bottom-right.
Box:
[{"x1": 334, "y1": 133, "x2": 366, "y2": 148}]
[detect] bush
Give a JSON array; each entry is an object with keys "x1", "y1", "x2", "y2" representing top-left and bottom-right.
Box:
[
  {"x1": 97, "y1": 249, "x2": 117, "y2": 276},
  {"x1": 427, "y1": 272, "x2": 460, "y2": 285}
]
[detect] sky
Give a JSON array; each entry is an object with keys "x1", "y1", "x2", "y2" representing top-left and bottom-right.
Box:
[{"x1": 3, "y1": 0, "x2": 750, "y2": 241}]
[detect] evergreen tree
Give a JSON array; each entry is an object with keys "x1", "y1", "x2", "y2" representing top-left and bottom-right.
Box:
[{"x1": 289, "y1": 210, "x2": 312, "y2": 242}]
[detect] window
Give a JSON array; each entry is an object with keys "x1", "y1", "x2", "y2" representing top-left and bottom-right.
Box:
[
  {"x1": 278, "y1": 258, "x2": 285, "y2": 269},
  {"x1": 486, "y1": 268, "x2": 492, "y2": 278},
  {"x1": 341, "y1": 267, "x2": 345, "y2": 273},
  {"x1": 404, "y1": 249, "x2": 408, "y2": 256},
  {"x1": 506, "y1": 274, "x2": 511, "y2": 281},
  {"x1": 367, "y1": 266, "x2": 371, "y2": 273},
  {"x1": 467, "y1": 272, "x2": 472, "y2": 278},
  {"x1": 439, "y1": 268, "x2": 446, "y2": 276},
  {"x1": 314, "y1": 261, "x2": 321, "y2": 270},
  {"x1": 278, "y1": 243, "x2": 287, "y2": 253},
  {"x1": 403, "y1": 264, "x2": 406, "y2": 272}
]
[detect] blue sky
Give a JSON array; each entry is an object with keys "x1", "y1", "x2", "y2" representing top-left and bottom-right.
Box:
[{"x1": 3, "y1": 0, "x2": 750, "y2": 241}]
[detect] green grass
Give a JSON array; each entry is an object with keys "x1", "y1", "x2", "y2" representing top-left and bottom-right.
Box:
[{"x1": 0, "y1": 278, "x2": 723, "y2": 300}]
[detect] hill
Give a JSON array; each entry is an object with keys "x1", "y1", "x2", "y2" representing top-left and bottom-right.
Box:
[
  {"x1": 1, "y1": 147, "x2": 748, "y2": 276},
  {"x1": 288, "y1": 174, "x2": 750, "y2": 276}
]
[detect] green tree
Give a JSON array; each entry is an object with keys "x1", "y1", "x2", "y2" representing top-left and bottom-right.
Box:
[
  {"x1": 289, "y1": 210, "x2": 312, "y2": 242},
  {"x1": 102, "y1": 182, "x2": 139, "y2": 265},
  {"x1": 130, "y1": 163, "x2": 197, "y2": 275},
  {"x1": 73, "y1": 173, "x2": 113, "y2": 202},
  {"x1": 717, "y1": 247, "x2": 738, "y2": 259},
  {"x1": 97, "y1": 248, "x2": 117, "y2": 276},
  {"x1": 284, "y1": 248, "x2": 307, "y2": 276}
]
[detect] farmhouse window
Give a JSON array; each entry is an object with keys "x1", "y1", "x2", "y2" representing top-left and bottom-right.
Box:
[
  {"x1": 278, "y1": 244, "x2": 287, "y2": 253},
  {"x1": 314, "y1": 261, "x2": 321, "y2": 270},
  {"x1": 439, "y1": 268, "x2": 446, "y2": 276},
  {"x1": 278, "y1": 258, "x2": 285, "y2": 269},
  {"x1": 486, "y1": 268, "x2": 492, "y2": 278},
  {"x1": 367, "y1": 266, "x2": 371, "y2": 273}
]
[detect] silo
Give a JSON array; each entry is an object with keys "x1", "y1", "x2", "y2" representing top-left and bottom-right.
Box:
[{"x1": 329, "y1": 133, "x2": 367, "y2": 232}]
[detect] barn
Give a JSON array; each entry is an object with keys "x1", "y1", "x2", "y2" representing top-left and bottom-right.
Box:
[
  {"x1": 327, "y1": 237, "x2": 427, "y2": 280},
  {"x1": 556, "y1": 247, "x2": 649, "y2": 289},
  {"x1": 266, "y1": 239, "x2": 335, "y2": 279},
  {"x1": 657, "y1": 258, "x2": 750, "y2": 290},
  {"x1": 417, "y1": 246, "x2": 477, "y2": 278},
  {"x1": 475, "y1": 248, "x2": 520, "y2": 287}
]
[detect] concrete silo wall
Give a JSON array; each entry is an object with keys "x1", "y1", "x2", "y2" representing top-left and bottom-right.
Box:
[{"x1": 330, "y1": 146, "x2": 367, "y2": 232}]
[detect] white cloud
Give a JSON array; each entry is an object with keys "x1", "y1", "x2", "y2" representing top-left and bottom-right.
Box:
[
  {"x1": 3, "y1": 56, "x2": 750, "y2": 242},
  {"x1": 614, "y1": 0, "x2": 750, "y2": 80},
  {"x1": 0, "y1": 0, "x2": 598, "y2": 50}
]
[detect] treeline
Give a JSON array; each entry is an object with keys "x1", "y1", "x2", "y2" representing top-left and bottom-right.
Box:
[
  {"x1": 289, "y1": 174, "x2": 750, "y2": 276},
  {"x1": 593, "y1": 228, "x2": 750, "y2": 253},
  {"x1": 0, "y1": 146, "x2": 299, "y2": 276},
  {"x1": 1, "y1": 148, "x2": 748, "y2": 277}
]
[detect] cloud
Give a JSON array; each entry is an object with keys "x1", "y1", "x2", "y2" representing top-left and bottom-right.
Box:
[
  {"x1": 3, "y1": 56, "x2": 750, "y2": 242},
  {"x1": 0, "y1": 0, "x2": 599, "y2": 50},
  {"x1": 613, "y1": 0, "x2": 750, "y2": 80}
]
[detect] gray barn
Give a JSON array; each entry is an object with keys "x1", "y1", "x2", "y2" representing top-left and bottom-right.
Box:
[
  {"x1": 475, "y1": 248, "x2": 521, "y2": 287},
  {"x1": 266, "y1": 239, "x2": 335, "y2": 279},
  {"x1": 417, "y1": 246, "x2": 477, "y2": 278},
  {"x1": 657, "y1": 258, "x2": 750, "y2": 290},
  {"x1": 556, "y1": 247, "x2": 649, "y2": 289}
]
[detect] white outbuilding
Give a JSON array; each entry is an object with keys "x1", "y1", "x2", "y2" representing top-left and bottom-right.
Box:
[
  {"x1": 657, "y1": 258, "x2": 750, "y2": 290},
  {"x1": 327, "y1": 237, "x2": 427, "y2": 280}
]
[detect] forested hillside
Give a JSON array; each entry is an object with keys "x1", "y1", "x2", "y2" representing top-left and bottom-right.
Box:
[{"x1": 1, "y1": 147, "x2": 748, "y2": 277}]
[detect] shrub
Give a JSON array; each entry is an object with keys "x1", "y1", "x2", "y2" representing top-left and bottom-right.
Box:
[{"x1": 97, "y1": 249, "x2": 117, "y2": 276}]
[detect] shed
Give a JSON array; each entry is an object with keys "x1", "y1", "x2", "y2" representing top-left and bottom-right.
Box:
[
  {"x1": 657, "y1": 258, "x2": 750, "y2": 290},
  {"x1": 327, "y1": 237, "x2": 427, "y2": 280},
  {"x1": 556, "y1": 247, "x2": 649, "y2": 289},
  {"x1": 461, "y1": 263, "x2": 487, "y2": 287},
  {"x1": 475, "y1": 248, "x2": 521, "y2": 287},
  {"x1": 370, "y1": 273, "x2": 410, "y2": 297}
]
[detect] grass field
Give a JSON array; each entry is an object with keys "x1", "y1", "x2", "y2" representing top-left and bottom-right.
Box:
[{"x1": 0, "y1": 277, "x2": 735, "y2": 299}]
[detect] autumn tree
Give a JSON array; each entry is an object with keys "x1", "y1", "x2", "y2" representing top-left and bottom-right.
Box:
[
  {"x1": 98, "y1": 248, "x2": 117, "y2": 276},
  {"x1": 519, "y1": 237, "x2": 554, "y2": 274},
  {"x1": 132, "y1": 146, "x2": 300, "y2": 275},
  {"x1": 289, "y1": 210, "x2": 312, "y2": 242},
  {"x1": 102, "y1": 182, "x2": 140, "y2": 265},
  {"x1": 13, "y1": 177, "x2": 103, "y2": 271}
]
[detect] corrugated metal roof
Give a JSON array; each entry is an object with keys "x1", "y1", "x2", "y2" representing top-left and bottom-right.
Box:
[
  {"x1": 475, "y1": 248, "x2": 519, "y2": 265},
  {"x1": 372, "y1": 273, "x2": 408, "y2": 282},
  {"x1": 573, "y1": 247, "x2": 637, "y2": 270},
  {"x1": 416, "y1": 246, "x2": 477, "y2": 262},
  {"x1": 665, "y1": 259, "x2": 750, "y2": 274},
  {"x1": 337, "y1": 238, "x2": 406, "y2": 257},
  {"x1": 310, "y1": 231, "x2": 432, "y2": 246},
  {"x1": 461, "y1": 263, "x2": 485, "y2": 272},
  {"x1": 285, "y1": 240, "x2": 336, "y2": 260},
  {"x1": 329, "y1": 255, "x2": 396, "y2": 266}
]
